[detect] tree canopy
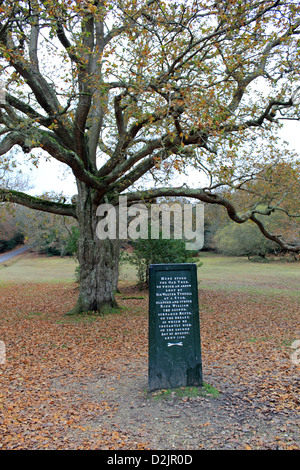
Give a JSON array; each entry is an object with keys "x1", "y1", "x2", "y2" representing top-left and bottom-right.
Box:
[{"x1": 1, "y1": 1, "x2": 300, "y2": 238}]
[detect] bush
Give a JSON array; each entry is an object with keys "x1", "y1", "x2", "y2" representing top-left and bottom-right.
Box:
[
  {"x1": 122, "y1": 237, "x2": 201, "y2": 287},
  {"x1": 214, "y1": 221, "x2": 277, "y2": 259}
]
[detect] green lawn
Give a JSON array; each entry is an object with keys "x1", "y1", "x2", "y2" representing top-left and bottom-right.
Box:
[
  {"x1": 0, "y1": 251, "x2": 299, "y2": 299},
  {"x1": 198, "y1": 252, "x2": 300, "y2": 298},
  {"x1": 0, "y1": 253, "x2": 78, "y2": 283}
]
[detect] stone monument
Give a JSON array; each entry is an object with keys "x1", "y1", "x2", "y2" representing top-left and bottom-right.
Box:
[{"x1": 148, "y1": 263, "x2": 203, "y2": 391}]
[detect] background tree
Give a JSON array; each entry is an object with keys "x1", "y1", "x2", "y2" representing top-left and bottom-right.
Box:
[
  {"x1": 19, "y1": 199, "x2": 78, "y2": 256},
  {"x1": 0, "y1": 208, "x2": 25, "y2": 253},
  {"x1": 0, "y1": 202, "x2": 77, "y2": 256},
  {"x1": 214, "y1": 220, "x2": 278, "y2": 259},
  {"x1": 0, "y1": 0, "x2": 299, "y2": 313}
]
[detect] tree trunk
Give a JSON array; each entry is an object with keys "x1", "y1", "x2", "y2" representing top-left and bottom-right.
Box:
[{"x1": 68, "y1": 181, "x2": 120, "y2": 314}]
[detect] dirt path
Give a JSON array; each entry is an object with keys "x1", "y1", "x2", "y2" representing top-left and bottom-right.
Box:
[{"x1": 52, "y1": 359, "x2": 300, "y2": 450}]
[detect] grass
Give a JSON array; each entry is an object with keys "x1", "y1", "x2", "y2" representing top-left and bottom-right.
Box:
[
  {"x1": 0, "y1": 253, "x2": 78, "y2": 283},
  {"x1": 150, "y1": 383, "x2": 220, "y2": 401},
  {"x1": 119, "y1": 251, "x2": 300, "y2": 298},
  {"x1": 198, "y1": 252, "x2": 300, "y2": 299},
  {"x1": 0, "y1": 250, "x2": 299, "y2": 300}
]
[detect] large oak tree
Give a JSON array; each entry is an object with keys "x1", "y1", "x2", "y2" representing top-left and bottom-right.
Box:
[{"x1": 0, "y1": 0, "x2": 299, "y2": 313}]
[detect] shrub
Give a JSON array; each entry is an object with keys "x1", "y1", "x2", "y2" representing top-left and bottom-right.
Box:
[
  {"x1": 122, "y1": 237, "x2": 201, "y2": 287},
  {"x1": 214, "y1": 221, "x2": 277, "y2": 259}
]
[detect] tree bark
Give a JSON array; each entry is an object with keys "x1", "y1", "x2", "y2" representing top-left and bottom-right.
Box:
[{"x1": 68, "y1": 180, "x2": 119, "y2": 315}]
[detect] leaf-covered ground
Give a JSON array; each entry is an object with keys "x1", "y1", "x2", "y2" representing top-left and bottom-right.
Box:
[{"x1": 0, "y1": 276, "x2": 299, "y2": 450}]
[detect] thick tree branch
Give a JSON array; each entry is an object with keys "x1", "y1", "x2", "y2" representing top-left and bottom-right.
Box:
[
  {"x1": 56, "y1": 22, "x2": 82, "y2": 64},
  {"x1": 0, "y1": 131, "x2": 26, "y2": 154},
  {"x1": 0, "y1": 129, "x2": 104, "y2": 192},
  {"x1": 87, "y1": 18, "x2": 107, "y2": 163},
  {"x1": 106, "y1": 130, "x2": 211, "y2": 194},
  {"x1": 73, "y1": 11, "x2": 95, "y2": 165},
  {"x1": 114, "y1": 93, "x2": 126, "y2": 138},
  {"x1": 29, "y1": 1, "x2": 40, "y2": 72},
  {"x1": 0, "y1": 188, "x2": 76, "y2": 218},
  {"x1": 5, "y1": 93, "x2": 74, "y2": 130},
  {"x1": 119, "y1": 186, "x2": 300, "y2": 252},
  {"x1": 5, "y1": 93, "x2": 46, "y2": 122},
  {"x1": 97, "y1": 110, "x2": 170, "y2": 179},
  {"x1": 0, "y1": 31, "x2": 73, "y2": 150},
  {"x1": 102, "y1": 137, "x2": 164, "y2": 187},
  {"x1": 38, "y1": 131, "x2": 104, "y2": 191},
  {"x1": 250, "y1": 213, "x2": 300, "y2": 253}
]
